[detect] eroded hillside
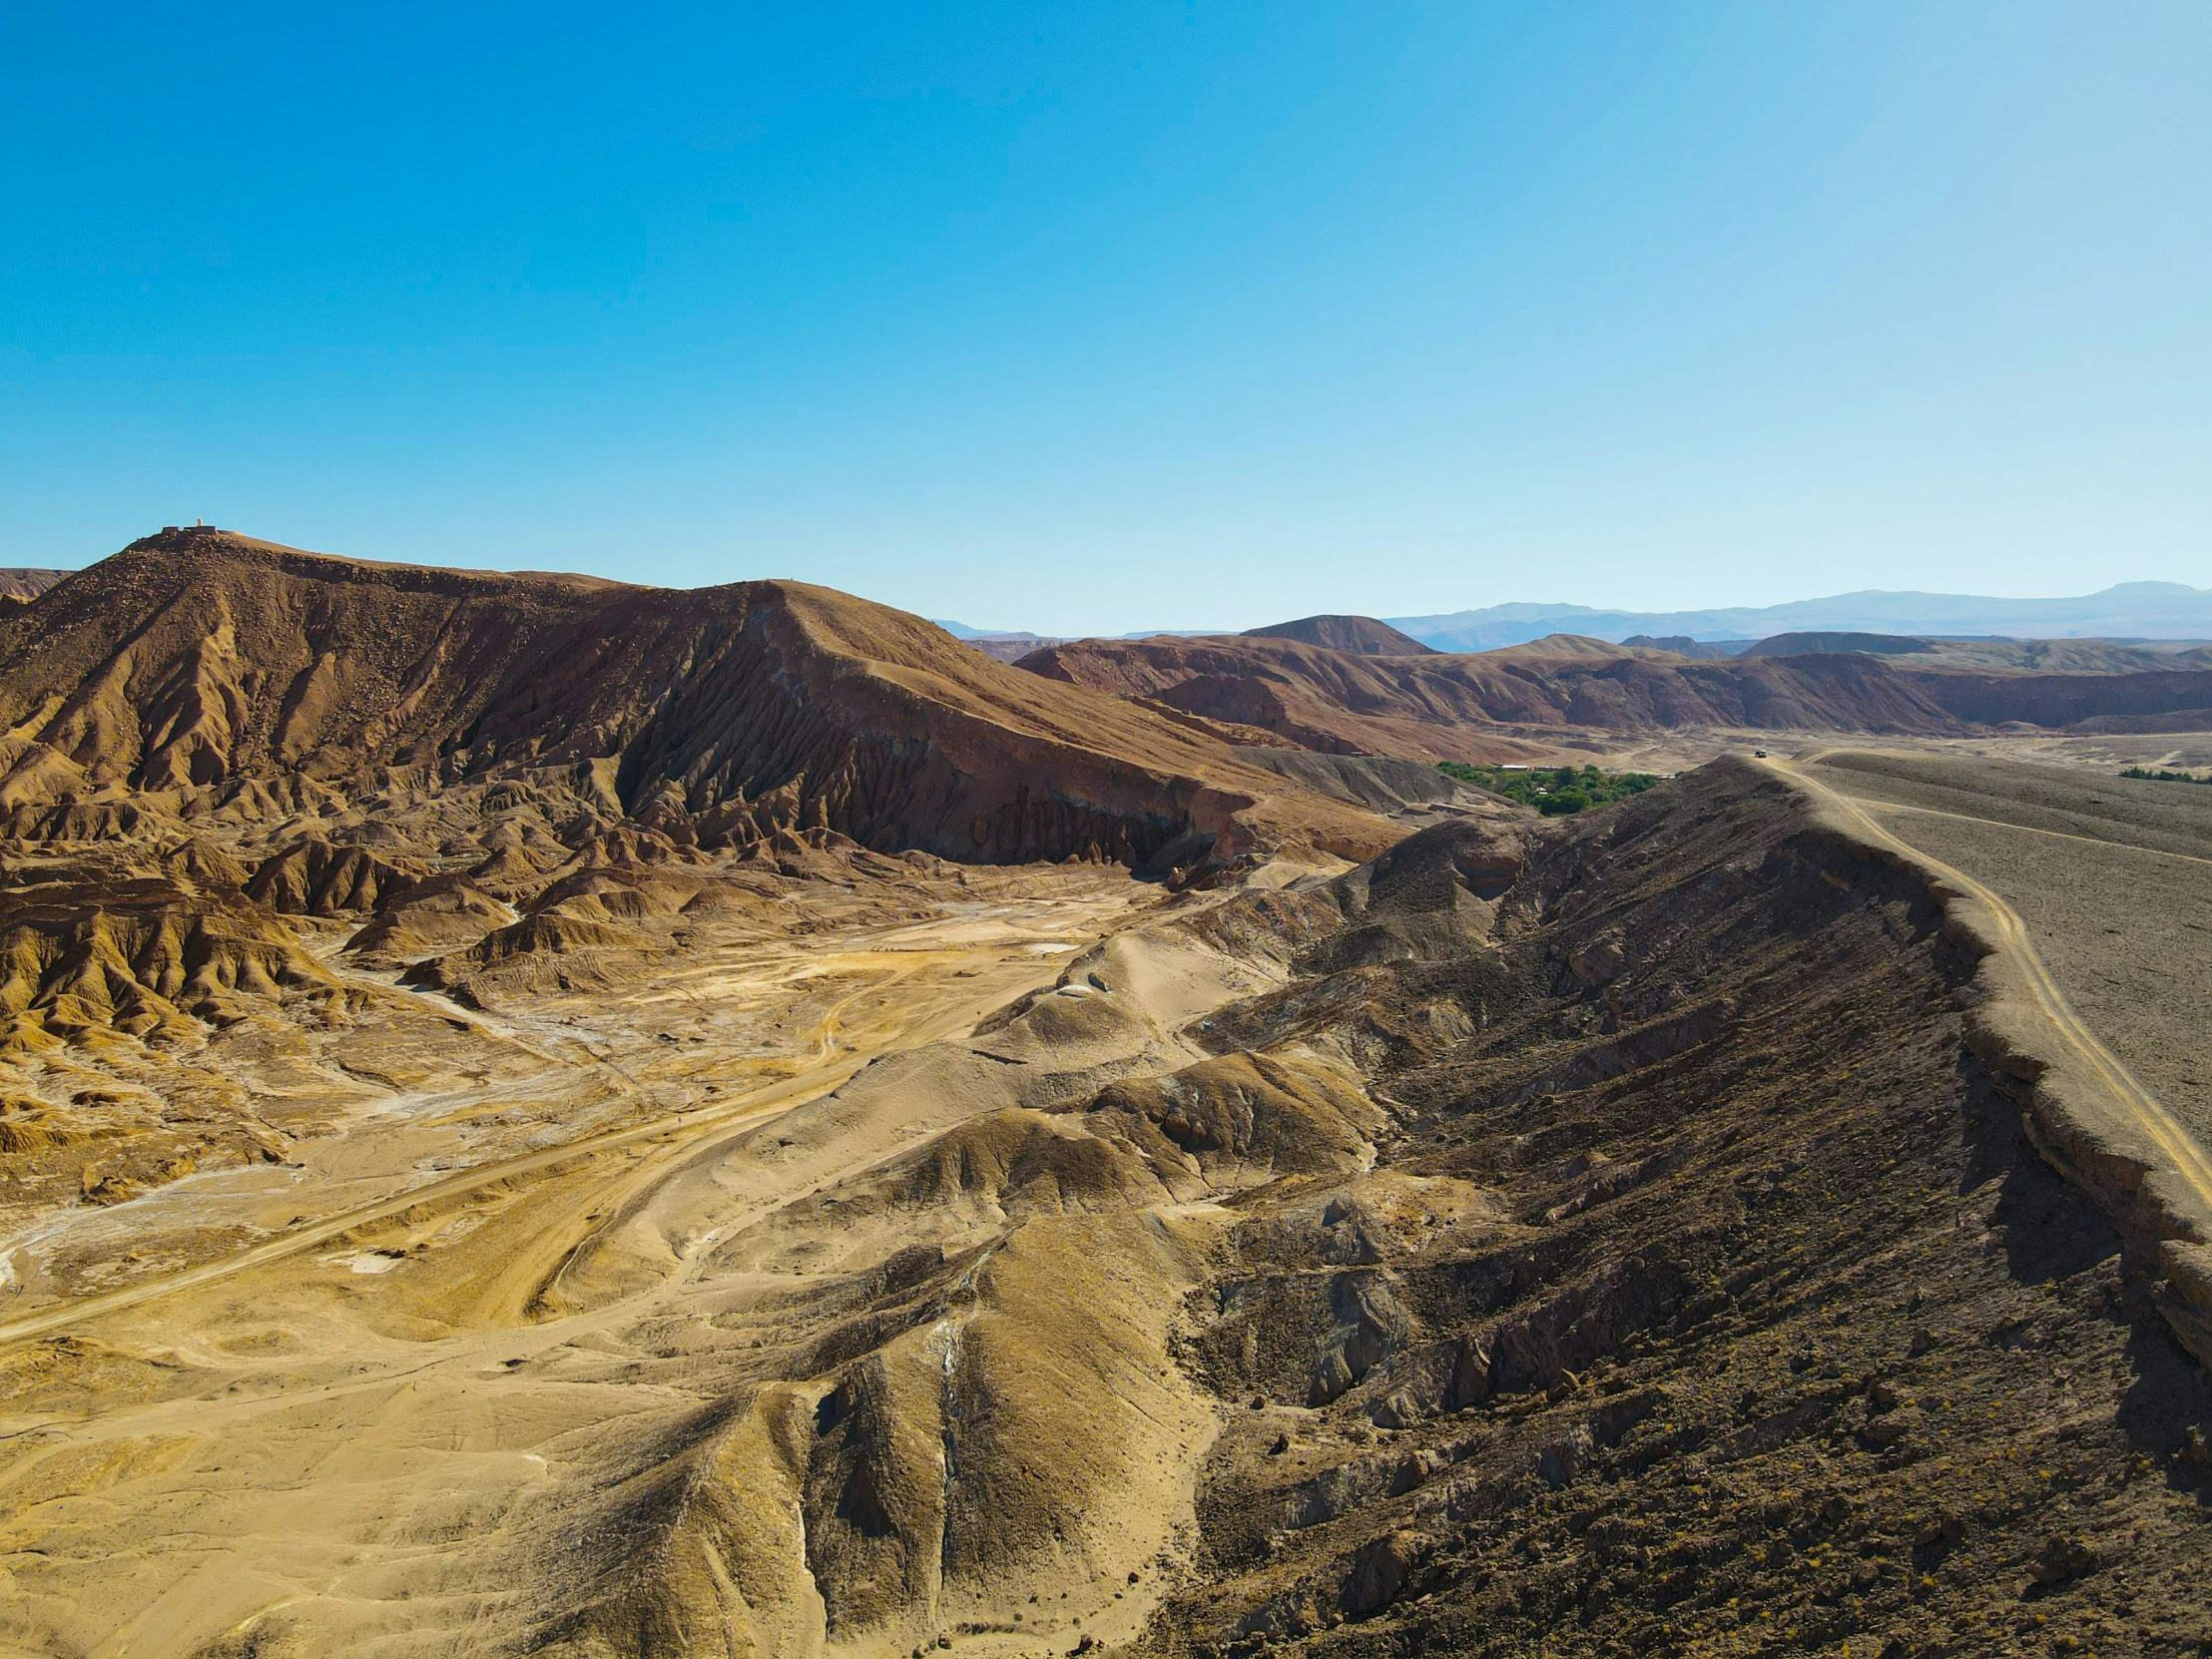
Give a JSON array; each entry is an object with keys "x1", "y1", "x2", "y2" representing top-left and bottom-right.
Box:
[
  {"x1": 0, "y1": 530, "x2": 1387, "y2": 871},
  {"x1": 1018, "y1": 629, "x2": 2212, "y2": 759},
  {"x1": 1, "y1": 543, "x2": 2208, "y2": 1658},
  {"x1": 1, "y1": 756, "x2": 2206, "y2": 1659}
]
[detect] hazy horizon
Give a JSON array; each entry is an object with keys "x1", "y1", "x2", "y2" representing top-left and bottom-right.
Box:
[{"x1": 17, "y1": 531, "x2": 2211, "y2": 646}]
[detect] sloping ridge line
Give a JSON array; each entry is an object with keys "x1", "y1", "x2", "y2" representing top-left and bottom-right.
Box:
[
  {"x1": 1762, "y1": 754, "x2": 2212, "y2": 1370},
  {"x1": 0, "y1": 530, "x2": 1393, "y2": 868}
]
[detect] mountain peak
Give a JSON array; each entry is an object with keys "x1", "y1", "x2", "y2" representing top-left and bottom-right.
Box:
[{"x1": 1241, "y1": 614, "x2": 1436, "y2": 656}]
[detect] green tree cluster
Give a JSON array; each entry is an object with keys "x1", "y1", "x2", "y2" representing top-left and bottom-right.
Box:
[{"x1": 1435, "y1": 761, "x2": 1661, "y2": 816}]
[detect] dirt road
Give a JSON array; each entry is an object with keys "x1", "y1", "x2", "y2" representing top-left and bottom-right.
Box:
[
  {"x1": 1768, "y1": 751, "x2": 2212, "y2": 1226},
  {"x1": 0, "y1": 891, "x2": 1138, "y2": 1350}
]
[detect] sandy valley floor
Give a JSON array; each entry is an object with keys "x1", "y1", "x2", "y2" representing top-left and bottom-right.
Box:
[{"x1": 0, "y1": 858, "x2": 1241, "y2": 1659}]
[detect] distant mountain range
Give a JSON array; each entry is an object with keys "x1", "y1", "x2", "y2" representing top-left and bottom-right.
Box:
[
  {"x1": 929, "y1": 620, "x2": 1043, "y2": 642},
  {"x1": 937, "y1": 582, "x2": 2212, "y2": 653},
  {"x1": 928, "y1": 622, "x2": 1078, "y2": 663},
  {"x1": 0, "y1": 567, "x2": 69, "y2": 604},
  {"x1": 1382, "y1": 581, "x2": 2212, "y2": 651},
  {"x1": 21, "y1": 571, "x2": 2210, "y2": 647}
]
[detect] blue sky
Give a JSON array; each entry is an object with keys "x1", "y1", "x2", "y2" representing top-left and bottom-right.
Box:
[{"x1": 2, "y1": 3, "x2": 2206, "y2": 633}]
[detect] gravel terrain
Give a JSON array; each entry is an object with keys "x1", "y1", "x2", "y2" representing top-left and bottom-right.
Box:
[{"x1": 1803, "y1": 750, "x2": 2212, "y2": 1149}]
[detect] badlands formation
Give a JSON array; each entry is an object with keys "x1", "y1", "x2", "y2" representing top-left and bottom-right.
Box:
[
  {"x1": 1018, "y1": 628, "x2": 2212, "y2": 767},
  {"x1": 0, "y1": 533, "x2": 2206, "y2": 1659}
]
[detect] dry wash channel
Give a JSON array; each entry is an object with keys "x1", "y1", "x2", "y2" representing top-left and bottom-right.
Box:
[{"x1": 0, "y1": 844, "x2": 1311, "y2": 1658}]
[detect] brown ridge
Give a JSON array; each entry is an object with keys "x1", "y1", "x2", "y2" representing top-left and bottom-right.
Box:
[
  {"x1": 1018, "y1": 628, "x2": 2212, "y2": 757},
  {"x1": 0, "y1": 529, "x2": 1393, "y2": 869}
]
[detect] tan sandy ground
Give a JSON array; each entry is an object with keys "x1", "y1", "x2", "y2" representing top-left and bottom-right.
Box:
[
  {"x1": 0, "y1": 860, "x2": 1315, "y2": 1659},
  {"x1": 5, "y1": 755, "x2": 2212, "y2": 1659},
  {"x1": 0, "y1": 872, "x2": 1146, "y2": 1320}
]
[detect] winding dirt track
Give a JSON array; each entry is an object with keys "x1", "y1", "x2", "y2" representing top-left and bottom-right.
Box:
[
  {"x1": 0, "y1": 1055, "x2": 864, "y2": 1350},
  {"x1": 0, "y1": 948, "x2": 1026, "y2": 1350},
  {"x1": 1767, "y1": 753, "x2": 2212, "y2": 1220}
]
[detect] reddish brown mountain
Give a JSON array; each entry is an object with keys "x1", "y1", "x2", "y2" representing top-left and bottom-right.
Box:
[
  {"x1": 1014, "y1": 632, "x2": 1959, "y2": 759},
  {"x1": 0, "y1": 530, "x2": 1389, "y2": 867},
  {"x1": 1239, "y1": 614, "x2": 1435, "y2": 656},
  {"x1": 1912, "y1": 669, "x2": 2212, "y2": 733},
  {"x1": 1017, "y1": 629, "x2": 2212, "y2": 756}
]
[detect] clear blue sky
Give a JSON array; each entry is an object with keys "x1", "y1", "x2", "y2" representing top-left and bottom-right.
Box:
[{"x1": 3, "y1": 3, "x2": 2206, "y2": 633}]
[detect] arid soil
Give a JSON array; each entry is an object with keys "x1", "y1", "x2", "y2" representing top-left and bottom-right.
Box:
[
  {"x1": 0, "y1": 845, "x2": 1155, "y2": 1319},
  {"x1": 0, "y1": 847, "x2": 1322, "y2": 1657},
  {"x1": 1015, "y1": 634, "x2": 1973, "y2": 763},
  {"x1": 1744, "y1": 636, "x2": 2212, "y2": 675},
  {"x1": 1130, "y1": 762, "x2": 2212, "y2": 1659},
  {"x1": 0, "y1": 530, "x2": 1389, "y2": 873},
  {"x1": 1238, "y1": 617, "x2": 1438, "y2": 657},
  {"x1": 1563, "y1": 728, "x2": 2212, "y2": 784},
  {"x1": 1, "y1": 755, "x2": 2207, "y2": 1658},
  {"x1": 3, "y1": 545, "x2": 2211, "y2": 1658},
  {"x1": 1795, "y1": 751, "x2": 2212, "y2": 1151}
]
